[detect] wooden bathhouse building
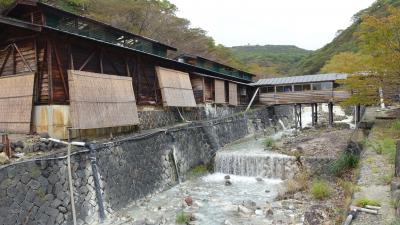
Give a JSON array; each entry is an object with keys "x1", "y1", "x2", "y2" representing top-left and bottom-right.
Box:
[
  {"x1": 0, "y1": 0, "x2": 256, "y2": 139},
  {"x1": 254, "y1": 73, "x2": 349, "y2": 105}
]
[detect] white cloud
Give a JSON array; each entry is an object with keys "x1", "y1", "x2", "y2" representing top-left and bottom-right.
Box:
[{"x1": 169, "y1": 0, "x2": 376, "y2": 50}]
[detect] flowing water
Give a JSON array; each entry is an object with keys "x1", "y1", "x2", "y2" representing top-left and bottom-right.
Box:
[
  {"x1": 116, "y1": 137, "x2": 303, "y2": 225},
  {"x1": 113, "y1": 106, "x2": 353, "y2": 225},
  {"x1": 215, "y1": 138, "x2": 298, "y2": 179}
]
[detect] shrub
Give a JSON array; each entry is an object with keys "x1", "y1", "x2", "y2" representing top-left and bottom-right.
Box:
[
  {"x1": 263, "y1": 138, "x2": 275, "y2": 149},
  {"x1": 310, "y1": 179, "x2": 331, "y2": 200},
  {"x1": 354, "y1": 198, "x2": 380, "y2": 207},
  {"x1": 329, "y1": 152, "x2": 359, "y2": 176},
  {"x1": 176, "y1": 212, "x2": 189, "y2": 224},
  {"x1": 391, "y1": 120, "x2": 400, "y2": 131}
]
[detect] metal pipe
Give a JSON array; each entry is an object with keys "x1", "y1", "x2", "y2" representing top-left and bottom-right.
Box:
[
  {"x1": 87, "y1": 143, "x2": 106, "y2": 222},
  {"x1": 246, "y1": 87, "x2": 259, "y2": 112}
]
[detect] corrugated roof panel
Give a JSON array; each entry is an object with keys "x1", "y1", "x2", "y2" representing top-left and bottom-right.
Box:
[{"x1": 254, "y1": 73, "x2": 347, "y2": 86}]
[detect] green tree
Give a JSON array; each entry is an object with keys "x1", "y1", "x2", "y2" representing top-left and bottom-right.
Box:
[{"x1": 322, "y1": 6, "x2": 400, "y2": 106}]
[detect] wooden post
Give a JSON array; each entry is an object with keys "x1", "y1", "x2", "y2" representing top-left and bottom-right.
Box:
[
  {"x1": 312, "y1": 103, "x2": 315, "y2": 126},
  {"x1": 299, "y1": 104, "x2": 302, "y2": 129},
  {"x1": 395, "y1": 140, "x2": 400, "y2": 177},
  {"x1": 314, "y1": 103, "x2": 318, "y2": 125},
  {"x1": 47, "y1": 40, "x2": 53, "y2": 104},
  {"x1": 294, "y1": 104, "x2": 302, "y2": 129},
  {"x1": 357, "y1": 104, "x2": 361, "y2": 123},
  {"x1": 328, "y1": 102, "x2": 333, "y2": 127}
]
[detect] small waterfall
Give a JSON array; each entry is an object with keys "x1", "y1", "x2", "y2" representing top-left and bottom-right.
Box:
[
  {"x1": 215, "y1": 151, "x2": 297, "y2": 179},
  {"x1": 171, "y1": 146, "x2": 181, "y2": 183},
  {"x1": 278, "y1": 119, "x2": 286, "y2": 130}
]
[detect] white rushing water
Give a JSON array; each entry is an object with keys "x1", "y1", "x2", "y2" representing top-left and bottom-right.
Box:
[
  {"x1": 300, "y1": 104, "x2": 354, "y2": 128},
  {"x1": 215, "y1": 138, "x2": 298, "y2": 179},
  {"x1": 115, "y1": 117, "x2": 330, "y2": 225}
]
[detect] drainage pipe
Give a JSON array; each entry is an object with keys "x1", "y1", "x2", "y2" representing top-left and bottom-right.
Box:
[{"x1": 87, "y1": 143, "x2": 106, "y2": 222}]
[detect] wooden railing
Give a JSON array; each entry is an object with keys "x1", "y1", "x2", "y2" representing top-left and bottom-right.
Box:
[{"x1": 259, "y1": 90, "x2": 350, "y2": 105}]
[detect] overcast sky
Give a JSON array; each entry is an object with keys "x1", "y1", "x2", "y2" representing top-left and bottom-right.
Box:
[{"x1": 168, "y1": 0, "x2": 376, "y2": 50}]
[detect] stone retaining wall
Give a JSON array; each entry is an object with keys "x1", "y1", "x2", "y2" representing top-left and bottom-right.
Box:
[
  {"x1": 138, "y1": 105, "x2": 246, "y2": 131},
  {"x1": 0, "y1": 105, "x2": 294, "y2": 225}
]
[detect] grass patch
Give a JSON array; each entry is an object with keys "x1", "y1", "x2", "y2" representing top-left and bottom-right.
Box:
[
  {"x1": 391, "y1": 119, "x2": 400, "y2": 131},
  {"x1": 189, "y1": 165, "x2": 208, "y2": 177},
  {"x1": 263, "y1": 138, "x2": 276, "y2": 149},
  {"x1": 354, "y1": 198, "x2": 381, "y2": 207},
  {"x1": 329, "y1": 152, "x2": 359, "y2": 176},
  {"x1": 388, "y1": 219, "x2": 400, "y2": 225},
  {"x1": 175, "y1": 211, "x2": 190, "y2": 224},
  {"x1": 338, "y1": 179, "x2": 353, "y2": 196},
  {"x1": 380, "y1": 172, "x2": 394, "y2": 185},
  {"x1": 310, "y1": 179, "x2": 331, "y2": 200},
  {"x1": 369, "y1": 138, "x2": 396, "y2": 163}
]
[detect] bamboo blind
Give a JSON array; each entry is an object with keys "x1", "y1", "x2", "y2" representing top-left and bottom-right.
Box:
[
  {"x1": 68, "y1": 70, "x2": 139, "y2": 129},
  {"x1": 228, "y1": 82, "x2": 238, "y2": 106},
  {"x1": 214, "y1": 79, "x2": 226, "y2": 104},
  {"x1": 0, "y1": 73, "x2": 35, "y2": 133},
  {"x1": 156, "y1": 67, "x2": 196, "y2": 107}
]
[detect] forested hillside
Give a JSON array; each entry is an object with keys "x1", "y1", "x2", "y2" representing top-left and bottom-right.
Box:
[
  {"x1": 293, "y1": 0, "x2": 400, "y2": 75},
  {"x1": 231, "y1": 45, "x2": 311, "y2": 77}
]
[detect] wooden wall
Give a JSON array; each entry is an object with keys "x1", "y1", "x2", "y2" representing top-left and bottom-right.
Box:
[
  {"x1": 190, "y1": 75, "x2": 204, "y2": 104},
  {"x1": 259, "y1": 90, "x2": 350, "y2": 105}
]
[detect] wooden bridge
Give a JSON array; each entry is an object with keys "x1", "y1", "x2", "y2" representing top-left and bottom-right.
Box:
[{"x1": 249, "y1": 73, "x2": 360, "y2": 128}]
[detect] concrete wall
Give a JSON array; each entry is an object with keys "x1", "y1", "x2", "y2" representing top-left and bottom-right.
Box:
[{"x1": 0, "y1": 105, "x2": 294, "y2": 225}]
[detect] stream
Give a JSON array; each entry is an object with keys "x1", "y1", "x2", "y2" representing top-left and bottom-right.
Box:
[{"x1": 112, "y1": 105, "x2": 354, "y2": 225}]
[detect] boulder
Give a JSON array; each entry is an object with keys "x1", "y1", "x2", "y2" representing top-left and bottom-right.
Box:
[
  {"x1": 0, "y1": 152, "x2": 10, "y2": 165},
  {"x1": 184, "y1": 196, "x2": 193, "y2": 206}
]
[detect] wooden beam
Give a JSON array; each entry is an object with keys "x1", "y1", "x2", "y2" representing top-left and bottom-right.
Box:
[
  {"x1": 125, "y1": 57, "x2": 130, "y2": 77},
  {"x1": 78, "y1": 50, "x2": 95, "y2": 71},
  {"x1": 69, "y1": 45, "x2": 74, "y2": 70},
  {"x1": 47, "y1": 40, "x2": 53, "y2": 104},
  {"x1": 99, "y1": 49, "x2": 103, "y2": 74},
  {"x1": 0, "y1": 46, "x2": 12, "y2": 76},
  {"x1": 13, "y1": 43, "x2": 33, "y2": 72},
  {"x1": 52, "y1": 41, "x2": 69, "y2": 99}
]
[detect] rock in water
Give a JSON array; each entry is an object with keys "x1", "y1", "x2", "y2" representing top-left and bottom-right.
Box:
[
  {"x1": 0, "y1": 152, "x2": 10, "y2": 165},
  {"x1": 256, "y1": 177, "x2": 263, "y2": 182},
  {"x1": 225, "y1": 180, "x2": 232, "y2": 186},
  {"x1": 224, "y1": 175, "x2": 231, "y2": 180},
  {"x1": 184, "y1": 196, "x2": 193, "y2": 206}
]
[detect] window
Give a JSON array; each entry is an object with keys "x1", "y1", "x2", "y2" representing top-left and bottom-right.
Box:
[
  {"x1": 261, "y1": 86, "x2": 274, "y2": 93},
  {"x1": 283, "y1": 85, "x2": 292, "y2": 92},
  {"x1": 312, "y1": 83, "x2": 322, "y2": 90},
  {"x1": 321, "y1": 82, "x2": 333, "y2": 90},
  {"x1": 277, "y1": 85, "x2": 292, "y2": 92},
  {"x1": 303, "y1": 84, "x2": 311, "y2": 91},
  {"x1": 294, "y1": 85, "x2": 302, "y2": 92}
]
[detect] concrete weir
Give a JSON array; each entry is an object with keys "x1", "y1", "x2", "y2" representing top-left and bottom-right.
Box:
[{"x1": 0, "y1": 105, "x2": 294, "y2": 225}]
